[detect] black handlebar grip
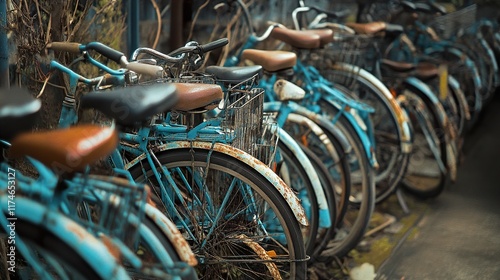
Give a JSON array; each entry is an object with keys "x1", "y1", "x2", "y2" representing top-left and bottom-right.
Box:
[
  {"x1": 199, "y1": 38, "x2": 229, "y2": 53},
  {"x1": 85, "y1": 42, "x2": 125, "y2": 63}
]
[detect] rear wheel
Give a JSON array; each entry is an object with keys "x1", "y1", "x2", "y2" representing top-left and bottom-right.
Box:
[{"x1": 129, "y1": 148, "x2": 308, "y2": 279}]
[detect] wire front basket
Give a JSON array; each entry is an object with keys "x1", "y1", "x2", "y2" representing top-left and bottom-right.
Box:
[
  {"x1": 62, "y1": 174, "x2": 148, "y2": 245},
  {"x1": 221, "y1": 88, "x2": 278, "y2": 165},
  {"x1": 322, "y1": 34, "x2": 376, "y2": 69},
  {"x1": 311, "y1": 33, "x2": 378, "y2": 91},
  {"x1": 430, "y1": 4, "x2": 477, "y2": 39}
]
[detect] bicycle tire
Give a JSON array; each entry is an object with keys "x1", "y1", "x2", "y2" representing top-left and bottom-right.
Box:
[
  {"x1": 399, "y1": 90, "x2": 448, "y2": 198},
  {"x1": 129, "y1": 148, "x2": 308, "y2": 279},
  {"x1": 275, "y1": 139, "x2": 320, "y2": 258},
  {"x1": 318, "y1": 64, "x2": 411, "y2": 203},
  {"x1": 313, "y1": 107, "x2": 376, "y2": 259},
  {"x1": 297, "y1": 143, "x2": 339, "y2": 262}
]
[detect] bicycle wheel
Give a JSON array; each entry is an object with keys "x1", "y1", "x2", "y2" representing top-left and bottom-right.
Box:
[
  {"x1": 398, "y1": 91, "x2": 448, "y2": 198},
  {"x1": 313, "y1": 107, "x2": 376, "y2": 259},
  {"x1": 271, "y1": 100, "x2": 375, "y2": 258},
  {"x1": 275, "y1": 139, "x2": 320, "y2": 258},
  {"x1": 318, "y1": 63, "x2": 411, "y2": 203},
  {"x1": 129, "y1": 147, "x2": 307, "y2": 279},
  {"x1": 297, "y1": 143, "x2": 339, "y2": 261},
  {"x1": 265, "y1": 106, "x2": 350, "y2": 226},
  {"x1": 456, "y1": 34, "x2": 497, "y2": 102}
]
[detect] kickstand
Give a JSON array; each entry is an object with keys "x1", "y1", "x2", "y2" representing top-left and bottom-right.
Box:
[{"x1": 396, "y1": 188, "x2": 410, "y2": 214}]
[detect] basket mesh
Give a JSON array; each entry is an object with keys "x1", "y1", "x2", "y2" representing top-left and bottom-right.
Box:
[
  {"x1": 311, "y1": 33, "x2": 378, "y2": 90},
  {"x1": 62, "y1": 175, "x2": 147, "y2": 244},
  {"x1": 220, "y1": 88, "x2": 278, "y2": 165},
  {"x1": 430, "y1": 4, "x2": 477, "y2": 39}
]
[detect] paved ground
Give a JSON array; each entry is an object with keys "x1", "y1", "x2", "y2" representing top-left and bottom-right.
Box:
[{"x1": 376, "y1": 92, "x2": 500, "y2": 280}]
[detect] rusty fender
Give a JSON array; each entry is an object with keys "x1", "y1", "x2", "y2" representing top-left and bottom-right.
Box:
[
  {"x1": 448, "y1": 75, "x2": 471, "y2": 120},
  {"x1": 272, "y1": 125, "x2": 329, "y2": 213},
  {"x1": 143, "y1": 204, "x2": 198, "y2": 266},
  {"x1": 125, "y1": 141, "x2": 308, "y2": 226}
]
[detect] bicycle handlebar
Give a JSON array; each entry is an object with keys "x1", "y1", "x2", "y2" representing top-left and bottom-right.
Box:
[
  {"x1": 127, "y1": 62, "x2": 164, "y2": 77},
  {"x1": 47, "y1": 41, "x2": 164, "y2": 77},
  {"x1": 131, "y1": 38, "x2": 229, "y2": 64},
  {"x1": 293, "y1": 1, "x2": 350, "y2": 30},
  {"x1": 84, "y1": 42, "x2": 125, "y2": 64},
  {"x1": 199, "y1": 38, "x2": 229, "y2": 53},
  {"x1": 47, "y1": 42, "x2": 126, "y2": 64}
]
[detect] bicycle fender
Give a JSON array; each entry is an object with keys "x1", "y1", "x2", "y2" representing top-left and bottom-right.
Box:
[
  {"x1": 125, "y1": 141, "x2": 309, "y2": 226},
  {"x1": 274, "y1": 123, "x2": 331, "y2": 228},
  {"x1": 403, "y1": 77, "x2": 448, "y2": 128},
  {"x1": 448, "y1": 75, "x2": 471, "y2": 120},
  {"x1": 143, "y1": 204, "x2": 198, "y2": 266},
  {"x1": 1, "y1": 197, "x2": 131, "y2": 280},
  {"x1": 333, "y1": 62, "x2": 412, "y2": 153}
]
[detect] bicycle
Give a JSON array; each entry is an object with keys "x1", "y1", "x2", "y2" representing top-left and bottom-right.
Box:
[
  {"x1": 0, "y1": 87, "x2": 161, "y2": 279},
  {"x1": 209, "y1": 0, "x2": 377, "y2": 259},
  {"x1": 46, "y1": 40, "x2": 310, "y2": 279},
  {"x1": 292, "y1": 3, "x2": 414, "y2": 204},
  {"x1": 299, "y1": 2, "x2": 461, "y2": 198}
]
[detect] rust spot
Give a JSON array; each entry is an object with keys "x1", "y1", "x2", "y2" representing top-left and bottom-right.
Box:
[
  {"x1": 236, "y1": 234, "x2": 281, "y2": 279},
  {"x1": 66, "y1": 223, "x2": 87, "y2": 241},
  {"x1": 99, "y1": 233, "x2": 122, "y2": 261}
]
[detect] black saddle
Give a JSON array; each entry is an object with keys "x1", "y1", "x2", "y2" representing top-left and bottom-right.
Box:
[{"x1": 79, "y1": 83, "x2": 178, "y2": 126}]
